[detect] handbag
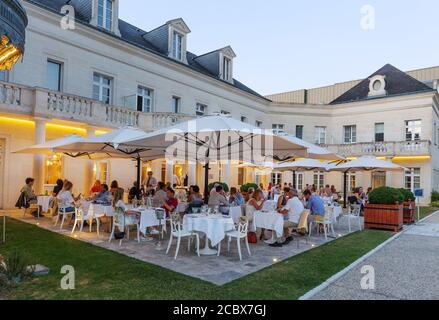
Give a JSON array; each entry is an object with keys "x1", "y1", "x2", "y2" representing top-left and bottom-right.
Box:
[{"x1": 247, "y1": 231, "x2": 257, "y2": 244}]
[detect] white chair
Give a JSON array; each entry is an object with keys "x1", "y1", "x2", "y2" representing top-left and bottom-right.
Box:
[
  {"x1": 155, "y1": 208, "x2": 167, "y2": 239},
  {"x1": 344, "y1": 204, "x2": 363, "y2": 233},
  {"x1": 291, "y1": 210, "x2": 310, "y2": 249},
  {"x1": 166, "y1": 216, "x2": 200, "y2": 260},
  {"x1": 218, "y1": 221, "x2": 251, "y2": 261},
  {"x1": 54, "y1": 205, "x2": 75, "y2": 230},
  {"x1": 109, "y1": 203, "x2": 140, "y2": 246},
  {"x1": 71, "y1": 206, "x2": 100, "y2": 236},
  {"x1": 309, "y1": 207, "x2": 335, "y2": 241}
]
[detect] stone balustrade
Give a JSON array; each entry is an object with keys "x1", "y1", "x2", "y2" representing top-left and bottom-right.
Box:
[
  {"x1": 0, "y1": 81, "x2": 193, "y2": 130},
  {"x1": 324, "y1": 140, "x2": 431, "y2": 157}
]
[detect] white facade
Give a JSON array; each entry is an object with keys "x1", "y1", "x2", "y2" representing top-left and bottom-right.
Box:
[{"x1": 0, "y1": 1, "x2": 438, "y2": 208}]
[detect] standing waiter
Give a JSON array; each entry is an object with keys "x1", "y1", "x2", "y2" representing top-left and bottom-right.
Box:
[{"x1": 143, "y1": 171, "x2": 158, "y2": 196}]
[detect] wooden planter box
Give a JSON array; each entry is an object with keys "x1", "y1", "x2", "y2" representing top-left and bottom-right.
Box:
[
  {"x1": 364, "y1": 204, "x2": 403, "y2": 232},
  {"x1": 403, "y1": 202, "x2": 415, "y2": 224}
]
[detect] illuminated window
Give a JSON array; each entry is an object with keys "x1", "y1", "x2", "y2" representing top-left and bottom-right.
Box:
[{"x1": 45, "y1": 154, "x2": 63, "y2": 185}]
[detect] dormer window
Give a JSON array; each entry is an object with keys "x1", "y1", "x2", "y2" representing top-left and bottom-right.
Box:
[
  {"x1": 368, "y1": 75, "x2": 387, "y2": 97},
  {"x1": 222, "y1": 56, "x2": 232, "y2": 81},
  {"x1": 98, "y1": 0, "x2": 113, "y2": 31},
  {"x1": 172, "y1": 31, "x2": 183, "y2": 61}
]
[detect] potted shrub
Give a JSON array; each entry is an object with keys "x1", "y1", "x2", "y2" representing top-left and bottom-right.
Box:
[
  {"x1": 208, "y1": 182, "x2": 229, "y2": 193},
  {"x1": 398, "y1": 188, "x2": 416, "y2": 224},
  {"x1": 239, "y1": 183, "x2": 258, "y2": 196},
  {"x1": 364, "y1": 187, "x2": 404, "y2": 232}
]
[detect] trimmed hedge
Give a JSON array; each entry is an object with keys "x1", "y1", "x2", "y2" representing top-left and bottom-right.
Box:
[
  {"x1": 240, "y1": 183, "x2": 259, "y2": 193},
  {"x1": 431, "y1": 201, "x2": 439, "y2": 208},
  {"x1": 208, "y1": 182, "x2": 229, "y2": 193},
  {"x1": 368, "y1": 187, "x2": 404, "y2": 205},
  {"x1": 398, "y1": 188, "x2": 415, "y2": 202},
  {"x1": 432, "y1": 191, "x2": 439, "y2": 203}
]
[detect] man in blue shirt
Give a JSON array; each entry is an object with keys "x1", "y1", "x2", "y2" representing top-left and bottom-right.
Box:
[
  {"x1": 303, "y1": 189, "x2": 325, "y2": 223},
  {"x1": 229, "y1": 187, "x2": 244, "y2": 206}
]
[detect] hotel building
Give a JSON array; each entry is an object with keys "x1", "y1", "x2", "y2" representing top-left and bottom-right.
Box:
[{"x1": 0, "y1": 0, "x2": 438, "y2": 208}]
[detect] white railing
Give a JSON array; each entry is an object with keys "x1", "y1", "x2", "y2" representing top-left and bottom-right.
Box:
[
  {"x1": 0, "y1": 82, "x2": 21, "y2": 105},
  {"x1": 0, "y1": 82, "x2": 193, "y2": 130},
  {"x1": 324, "y1": 140, "x2": 431, "y2": 157}
]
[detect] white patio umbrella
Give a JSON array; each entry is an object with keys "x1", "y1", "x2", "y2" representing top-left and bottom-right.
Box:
[
  {"x1": 13, "y1": 134, "x2": 89, "y2": 157},
  {"x1": 51, "y1": 116, "x2": 310, "y2": 201},
  {"x1": 113, "y1": 115, "x2": 310, "y2": 201},
  {"x1": 280, "y1": 135, "x2": 344, "y2": 160},
  {"x1": 331, "y1": 156, "x2": 406, "y2": 207}
]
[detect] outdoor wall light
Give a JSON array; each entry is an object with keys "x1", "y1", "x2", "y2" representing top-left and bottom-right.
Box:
[{"x1": 0, "y1": 0, "x2": 27, "y2": 70}]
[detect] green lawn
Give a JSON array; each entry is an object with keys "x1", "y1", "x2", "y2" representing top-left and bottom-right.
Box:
[
  {"x1": 0, "y1": 217, "x2": 396, "y2": 300},
  {"x1": 417, "y1": 206, "x2": 439, "y2": 221}
]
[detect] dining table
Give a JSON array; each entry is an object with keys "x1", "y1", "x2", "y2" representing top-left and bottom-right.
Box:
[
  {"x1": 183, "y1": 214, "x2": 235, "y2": 255},
  {"x1": 253, "y1": 210, "x2": 285, "y2": 244},
  {"x1": 37, "y1": 195, "x2": 52, "y2": 213},
  {"x1": 136, "y1": 208, "x2": 165, "y2": 234}
]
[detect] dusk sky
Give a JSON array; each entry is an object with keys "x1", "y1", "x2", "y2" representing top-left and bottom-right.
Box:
[{"x1": 119, "y1": 0, "x2": 439, "y2": 95}]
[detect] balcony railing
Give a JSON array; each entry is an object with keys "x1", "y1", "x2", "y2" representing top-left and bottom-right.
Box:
[
  {"x1": 0, "y1": 81, "x2": 193, "y2": 130},
  {"x1": 323, "y1": 140, "x2": 432, "y2": 157}
]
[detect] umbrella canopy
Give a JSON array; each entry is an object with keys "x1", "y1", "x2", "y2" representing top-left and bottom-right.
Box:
[
  {"x1": 13, "y1": 134, "x2": 89, "y2": 157},
  {"x1": 280, "y1": 135, "x2": 344, "y2": 160},
  {"x1": 331, "y1": 156, "x2": 405, "y2": 208},
  {"x1": 275, "y1": 159, "x2": 334, "y2": 172},
  {"x1": 116, "y1": 115, "x2": 310, "y2": 163},
  {"x1": 331, "y1": 156, "x2": 405, "y2": 172}
]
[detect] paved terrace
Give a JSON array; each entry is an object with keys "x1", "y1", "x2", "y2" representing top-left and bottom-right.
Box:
[
  {"x1": 2, "y1": 209, "x2": 359, "y2": 285},
  {"x1": 309, "y1": 211, "x2": 439, "y2": 300}
]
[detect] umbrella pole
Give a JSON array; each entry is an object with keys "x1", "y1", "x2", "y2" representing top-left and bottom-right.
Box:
[
  {"x1": 136, "y1": 157, "x2": 142, "y2": 197},
  {"x1": 293, "y1": 170, "x2": 297, "y2": 189},
  {"x1": 204, "y1": 162, "x2": 210, "y2": 204},
  {"x1": 343, "y1": 171, "x2": 348, "y2": 209}
]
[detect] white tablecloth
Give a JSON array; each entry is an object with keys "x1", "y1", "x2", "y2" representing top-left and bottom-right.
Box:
[
  {"x1": 253, "y1": 211, "x2": 284, "y2": 238},
  {"x1": 87, "y1": 202, "x2": 114, "y2": 218},
  {"x1": 177, "y1": 202, "x2": 189, "y2": 213},
  {"x1": 229, "y1": 206, "x2": 243, "y2": 224},
  {"x1": 37, "y1": 196, "x2": 52, "y2": 212},
  {"x1": 183, "y1": 215, "x2": 235, "y2": 246},
  {"x1": 263, "y1": 200, "x2": 277, "y2": 212},
  {"x1": 139, "y1": 209, "x2": 165, "y2": 233}
]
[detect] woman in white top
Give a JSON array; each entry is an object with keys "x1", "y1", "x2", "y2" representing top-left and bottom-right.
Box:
[
  {"x1": 247, "y1": 189, "x2": 267, "y2": 240},
  {"x1": 57, "y1": 181, "x2": 80, "y2": 213}
]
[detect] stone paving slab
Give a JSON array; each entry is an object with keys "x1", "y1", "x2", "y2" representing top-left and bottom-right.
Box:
[
  {"x1": 310, "y1": 212, "x2": 439, "y2": 300},
  {"x1": 2, "y1": 210, "x2": 357, "y2": 286}
]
